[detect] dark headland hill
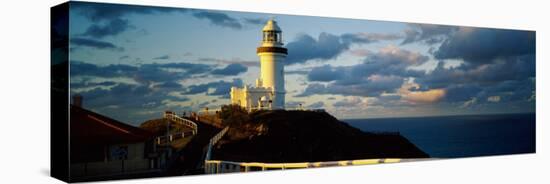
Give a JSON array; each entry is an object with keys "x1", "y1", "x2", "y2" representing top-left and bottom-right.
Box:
[{"x1": 211, "y1": 108, "x2": 429, "y2": 163}]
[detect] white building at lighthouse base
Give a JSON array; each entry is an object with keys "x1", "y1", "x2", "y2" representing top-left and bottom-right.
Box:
[{"x1": 230, "y1": 79, "x2": 284, "y2": 110}]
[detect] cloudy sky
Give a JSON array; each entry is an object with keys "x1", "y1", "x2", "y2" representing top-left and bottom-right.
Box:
[{"x1": 65, "y1": 2, "x2": 535, "y2": 125}]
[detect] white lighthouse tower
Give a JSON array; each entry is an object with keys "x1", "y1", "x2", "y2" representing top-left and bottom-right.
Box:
[
  {"x1": 257, "y1": 19, "x2": 287, "y2": 109},
  {"x1": 230, "y1": 19, "x2": 288, "y2": 110}
]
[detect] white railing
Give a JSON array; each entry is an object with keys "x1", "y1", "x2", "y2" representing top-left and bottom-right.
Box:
[
  {"x1": 164, "y1": 111, "x2": 198, "y2": 134},
  {"x1": 153, "y1": 112, "x2": 199, "y2": 145},
  {"x1": 204, "y1": 126, "x2": 230, "y2": 162},
  {"x1": 154, "y1": 131, "x2": 193, "y2": 145},
  {"x1": 204, "y1": 158, "x2": 402, "y2": 173}
]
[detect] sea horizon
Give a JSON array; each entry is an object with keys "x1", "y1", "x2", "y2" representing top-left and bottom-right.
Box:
[
  {"x1": 340, "y1": 111, "x2": 536, "y2": 121},
  {"x1": 344, "y1": 113, "x2": 536, "y2": 158}
]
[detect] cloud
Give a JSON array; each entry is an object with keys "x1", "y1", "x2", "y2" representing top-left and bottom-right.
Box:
[
  {"x1": 73, "y1": 2, "x2": 186, "y2": 22},
  {"x1": 440, "y1": 77, "x2": 534, "y2": 106},
  {"x1": 73, "y1": 2, "x2": 188, "y2": 39},
  {"x1": 211, "y1": 64, "x2": 248, "y2": 76},
  {"x1": 297, "y1": 75, "x2": 404, "y2": 97},
  {"x1": 349, "y1": 49, "x2": 372, "y2": 57},
  {"x1": 73, "y1": 1, "x2": 249, "y2": 31},
  {"x1": 74, "y1": 82, "x2": 189, "y2": 124},
  {"x1": 299, "y1": 46, "x2": 429, "y2": 97},
  {"x1": 370, "y1": 45, "x2": 430, "y2": 66},
  {"x1": 135, "y1": 63, "x2": 212, "y2": 84},
  {"x1": 341, "y1": 32, "x2": 402, "y2": 44},
  {"x1": 183, "y1": 79, "x2": 243, "y2": 97},
  {"x1": 308, "y1": 46, "x2": 427, "y2": 83},
  {"x1": 286, "y1": 33, "x2": 348, "y2": 65},
  {"x1": 81, "y1": 18, "x2": 133, "y2": 38},
  {"x1": 434, "y1": 27, "x2": 535, "y2": 63},
  {"x1": 285, "y1": 32, "x2": 403, "y2": 65},
  {"x1": 154, "y1": 62, "x2": 213, "y2": 74},
  {"x1": 413, "y1": 45, "x2": 534, "y2": 108},
  {"x1": 70, "y1": 81, "x2": 117, "y2": 89},
  {"x1": 398, "y1": 81, "x2": 445, "y2": 104},
  {"x1": 401, "y1": 23, "x2": 456, "y2": 45},
  {"x1": 70, "y1": 61, "x2": 213, "y2": 85},
  {"x1": 477, "y1": 79, "x2": 534, "y2": 103},
  {"x1": 286, "y1": 101, "x2": 305, "y2": 107},
  {"x1": 198, "y1": 57, "x2": 259, "y2": 67},
  {"x1": 192, "y1": 11, "x2": 242, "y2": 29},
  {"x1": 307, "y1": 101, "x2": 325, "y2": 109},
  {"x1": 243, "y1": 18, "x2": 268, "y2": 25},
  {"x1": 285, "y1": 70, "x2": 309, "y2": 75},
  {"x1": 307, "y1": 65, "x2": 344, "y2": 82},
  {"x1": 156, "y1": 81, "x2": 182, "y2": 89},
  {"x1": 417, "y1": 55, "x2": 535, "y2": 89},
  {"x1": 73, "y1": 2, "x2": 263, "y2": 34},
  {"x1": 487, "y1": 96, "x2": 501, "y2": 102},
  {"x1": 528, "y1": 91, "x2": 536, "y2": 102},
  {"x1": 69, "y1": 60, "x2": 221, "y2": 123},
  {"x1": 333, "y1": 97, "x2": 365, "y2": 108},
  {"x1": 460, "y1": 97, "x2": 477, "y2": 108},
  {"x1": 442, "y1": 84, "x2": 483, "y2": 102},
  {"x1": 70, "y1": 38, "x2": 123, "y2": 51},
  {"x1": 153, "y1": 55, "x2": 170, "y2": 60},
  {"x1": 70, "y1": 61, "x2": 138, "y2": 78}
]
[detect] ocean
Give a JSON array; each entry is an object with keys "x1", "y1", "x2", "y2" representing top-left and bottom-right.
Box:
[{"x1": 344, "y1": 113, "x2": 536, "y2": 158}]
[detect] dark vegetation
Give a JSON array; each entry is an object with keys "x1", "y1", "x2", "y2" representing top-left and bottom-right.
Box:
[
  {"x1": 140, "y1": 118, "x2": 188, "y2": 136},
  {"x1": 212, "y1": 104, "x2": 430, "y2": 162}
]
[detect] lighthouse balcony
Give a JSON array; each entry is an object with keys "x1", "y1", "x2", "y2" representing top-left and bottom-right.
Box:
[{"x1": 256, "y1": 46, "x2": 288, "y2": 54}]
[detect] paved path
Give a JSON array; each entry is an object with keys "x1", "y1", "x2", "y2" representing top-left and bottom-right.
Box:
[{"x1": 165, "y1": 117, "x2": 222, "y2": 175}]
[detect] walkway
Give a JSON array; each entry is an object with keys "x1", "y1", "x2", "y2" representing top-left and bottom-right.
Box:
[{"x1": 165, "y1": 116, "x2": 222, "y2": 175}]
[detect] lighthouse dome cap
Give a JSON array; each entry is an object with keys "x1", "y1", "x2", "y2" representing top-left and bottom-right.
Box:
[{"x1": 262, "y1": 18, "x2": 282, "y2": 32}]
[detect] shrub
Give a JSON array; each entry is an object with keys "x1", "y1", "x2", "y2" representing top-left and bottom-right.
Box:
[{"x1": 219, "y1": 104, "x2": 250, "y2": 127}]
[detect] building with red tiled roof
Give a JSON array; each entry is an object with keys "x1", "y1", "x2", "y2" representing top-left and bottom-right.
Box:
[{"x1": 69, "y1": 97, "x2": 166, "y2": 179}]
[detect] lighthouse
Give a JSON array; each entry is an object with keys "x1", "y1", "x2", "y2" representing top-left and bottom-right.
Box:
[
  {"x1": 230, "y1": 19, "x2": 288, "y2": 110},
  {"x1": 257, "y1": 19, "x2": 287, "y2": 109}
]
